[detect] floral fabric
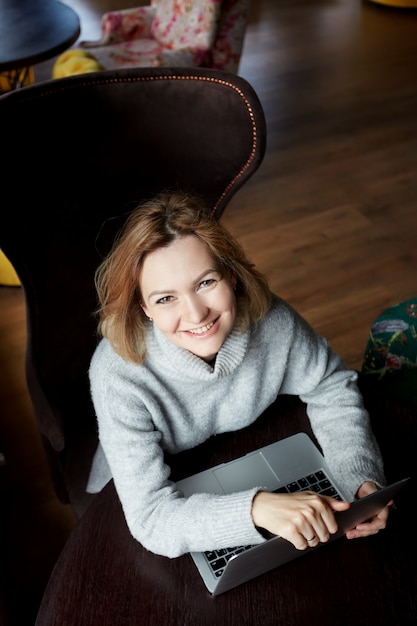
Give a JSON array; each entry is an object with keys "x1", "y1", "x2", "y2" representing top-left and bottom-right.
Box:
[
  {"x1": 361, "y1": 297, "x2": 417, "y2": 406},
  {"x1": 362, "y1": 298, "x2": 417, "y2": 375},
  {"x1": 206, "y1": 0, "x2": 249, "y2": 72},
  {"x1": 101, "y1": 6, "x2": 155, "y2": 44},
  {"x1": 152, "y1": 0, "x2": 221, "y2": 51},
  {"x1": 78, "y1": 0, "x2": 250, "y2": 74}
]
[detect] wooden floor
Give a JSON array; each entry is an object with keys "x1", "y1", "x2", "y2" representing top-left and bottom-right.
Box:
[{"x1": 1, "y1": 0, "x2": 417, "y2": 623}]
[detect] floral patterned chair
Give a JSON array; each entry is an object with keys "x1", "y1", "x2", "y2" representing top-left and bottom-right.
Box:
[{"x1": 79, "y1": 0, "x2": 251, "y2": 74}]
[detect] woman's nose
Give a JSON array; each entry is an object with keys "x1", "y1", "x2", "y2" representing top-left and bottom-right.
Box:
[{"x1": 183, "y1": 295, "x2": 208, "y2": 323}]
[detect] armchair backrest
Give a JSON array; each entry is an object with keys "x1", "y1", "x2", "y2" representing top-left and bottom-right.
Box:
[{"x1": 0, "y1": 67, "x2": 266, "y2": 517}]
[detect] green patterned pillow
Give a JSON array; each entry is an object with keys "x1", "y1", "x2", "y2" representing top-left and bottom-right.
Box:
[{"x1": 361, "y1": 297, "x2": 417, "y2": 405}]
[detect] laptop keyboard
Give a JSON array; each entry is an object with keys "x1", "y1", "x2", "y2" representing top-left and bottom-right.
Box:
[
  {"x1": 279, "y1": 469, "x2": 342, "y2": 500},
  {"x1": 203, "y1": 469, "x2": 342, "y2": 579}
]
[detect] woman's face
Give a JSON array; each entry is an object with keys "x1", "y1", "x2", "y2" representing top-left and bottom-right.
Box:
[{"x1": 139, "y1": 235, "x2": 236, "y2": 362}]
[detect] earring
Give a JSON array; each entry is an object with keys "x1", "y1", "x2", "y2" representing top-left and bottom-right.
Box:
[{"x1": 148, "y1": 316, "x2": 153, "y2": 321}]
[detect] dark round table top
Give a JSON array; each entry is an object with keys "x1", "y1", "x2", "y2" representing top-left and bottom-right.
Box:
[
  {"x1": 0, "y1": 0, "x2": 80, "y2": 72},
  {"x1": 35, "y1": 391, "x2": 417, "y2": 626}
]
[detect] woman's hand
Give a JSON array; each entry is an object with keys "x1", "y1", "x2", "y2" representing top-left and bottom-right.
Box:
[
  {"x1": 345, "y1": 481, "x2": 392, "y2": 540},
  {"x1": 252, "y1": 490, "x2": 350, "y2": 550}
]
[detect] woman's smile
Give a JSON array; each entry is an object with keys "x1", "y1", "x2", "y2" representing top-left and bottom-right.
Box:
[
  {"x1": 184, "y1": 317, "x2": 218, "y2": 335},
  {"x1": 139, "y1": 236, "x2": 236, "y2": 361}
]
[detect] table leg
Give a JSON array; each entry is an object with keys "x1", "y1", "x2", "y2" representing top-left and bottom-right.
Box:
[{"x1": 0, "y1": 66, "x2": 34, "y2": 93}]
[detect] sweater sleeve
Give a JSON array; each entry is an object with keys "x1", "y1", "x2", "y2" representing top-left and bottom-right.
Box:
[
  {"x1": 271, "y1": 300, "x2": 386, "y2": 500},
  {"x1": 89, "y1": 347, "x2": 266, "y2": 558}
]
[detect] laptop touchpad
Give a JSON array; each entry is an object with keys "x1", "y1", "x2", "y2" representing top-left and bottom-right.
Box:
[{"x1": 213, "y1": 452, "x2": 279, "y2": 493}]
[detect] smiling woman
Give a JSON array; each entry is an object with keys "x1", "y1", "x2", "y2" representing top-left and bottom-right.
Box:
[
  {"x1": 86, "y1": 189, "x2": 389, "y2": 560},
  {"x1": 94, "y1": 190, "x2": 271, "y2": 365},
  {"x1": 139, "y1": 236, "x2": 237, "y2": 362}
]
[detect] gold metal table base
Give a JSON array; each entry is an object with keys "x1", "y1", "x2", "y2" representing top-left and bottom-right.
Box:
[{"x1": 0, "y1": 66, "x2": 34, "y2": 93}]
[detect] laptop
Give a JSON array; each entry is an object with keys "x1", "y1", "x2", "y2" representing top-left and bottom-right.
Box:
[{"x1": 176, "y1": 432, "x2": 409, "y2": 596}]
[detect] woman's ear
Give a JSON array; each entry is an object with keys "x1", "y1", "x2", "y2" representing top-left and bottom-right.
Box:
[{"x1": 140, "y1": 302, "x2": 150, "y2": 319}]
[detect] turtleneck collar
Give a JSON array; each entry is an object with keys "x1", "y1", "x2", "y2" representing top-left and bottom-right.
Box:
[{"x1": 146, "y1": 323, "x2": 250, "y2": 381}]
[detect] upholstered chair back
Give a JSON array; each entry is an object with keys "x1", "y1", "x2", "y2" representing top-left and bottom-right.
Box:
[{"x1": 0, "y1": 67, "x2": 266, "y2": 517}]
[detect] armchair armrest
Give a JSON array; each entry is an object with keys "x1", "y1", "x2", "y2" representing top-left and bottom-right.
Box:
[{"x1": 80, "y1": 6, "x2": 157, "y2": 48}]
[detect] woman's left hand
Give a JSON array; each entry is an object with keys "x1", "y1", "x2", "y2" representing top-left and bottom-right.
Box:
[{"x1": 345, "y1": 481, "x2": 392, "y2": 540}]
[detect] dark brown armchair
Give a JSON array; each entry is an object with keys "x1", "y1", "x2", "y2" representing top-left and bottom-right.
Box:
[{"x1": 0, "y1": 67, "x2": 266, "y2": 518}]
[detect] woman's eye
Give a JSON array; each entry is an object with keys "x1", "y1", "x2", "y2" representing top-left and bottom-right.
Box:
[
  {"x1": 156, "y1": 295, "x2": 174, "y2": 305},
  {"x1": 198, "y1": 278, "x2": 216, "y2": 290}
]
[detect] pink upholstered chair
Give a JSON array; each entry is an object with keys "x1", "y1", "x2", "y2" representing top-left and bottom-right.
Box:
[{"x1": 80, "y1": 0, "x2": 250, "y2": 74}]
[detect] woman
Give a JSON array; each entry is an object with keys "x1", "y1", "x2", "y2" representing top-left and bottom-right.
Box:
[{"x1": 87, "y1": 190, "x2": 389, "y2": 558}]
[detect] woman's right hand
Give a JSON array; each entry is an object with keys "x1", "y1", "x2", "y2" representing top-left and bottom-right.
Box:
[{"x1": 251, "y1": 490, "x2": 351, "y2": 549}]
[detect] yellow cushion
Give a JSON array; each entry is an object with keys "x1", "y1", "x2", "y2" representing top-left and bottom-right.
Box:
[
  {"x1": 52, "y1": 49, "x2": 105, "y2": 79},
  {"x1": 0, "y1": 250, "x2": 20, "y2": 286}
]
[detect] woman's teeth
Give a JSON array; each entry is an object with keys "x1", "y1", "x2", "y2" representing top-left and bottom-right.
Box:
[{"x1": 188, "y1": 321, "x2": 214, "y2": 335}]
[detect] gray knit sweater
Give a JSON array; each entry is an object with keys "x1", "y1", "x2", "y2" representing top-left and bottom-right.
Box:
[{"x1": 87, "y1": 294, "x2": 385, "y2": 557}]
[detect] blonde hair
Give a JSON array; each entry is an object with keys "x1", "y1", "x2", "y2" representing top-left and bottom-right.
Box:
[{"x1": 95, "y1": 191, "x2": 272, "y2": 363}]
